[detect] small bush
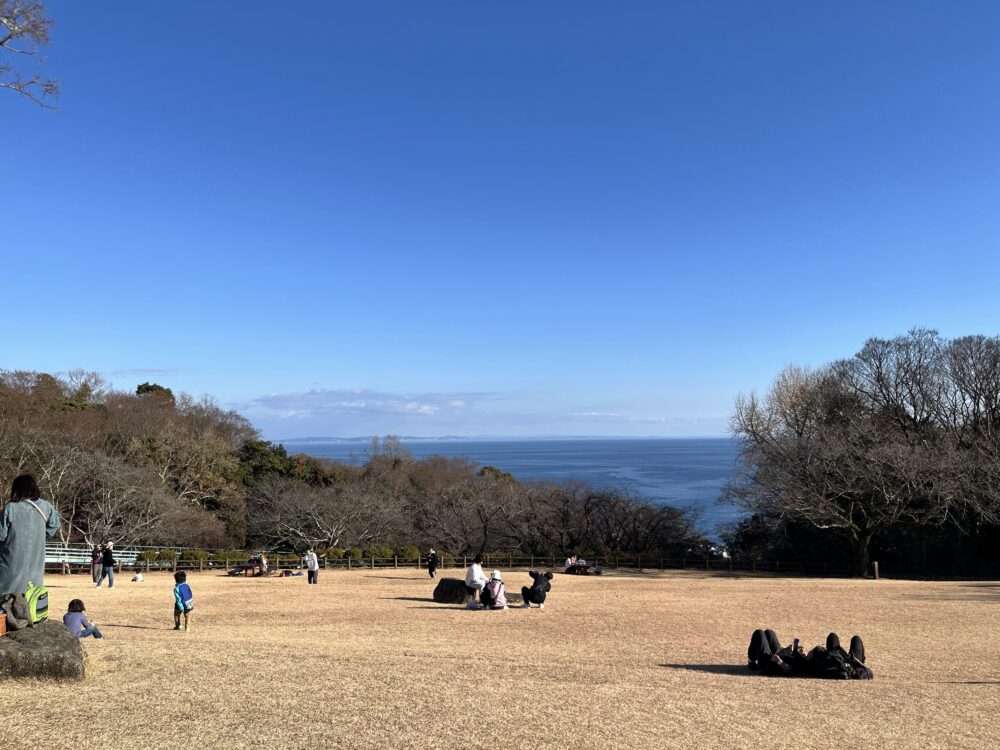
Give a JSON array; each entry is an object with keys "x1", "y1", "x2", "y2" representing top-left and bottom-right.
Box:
[
  {"x1": 158, "y1": 549, "x2": 179, "y2": 562},
  {"x1": 139, "y1": 549, "x2": 158, "y2": 562},
  {"x1": 345, "y1": 547, "x2": 363, "y2": 561},
  {"x1": 395, "y1": 545, "x2": 420, "y2": 561},
  {"x1": 322, "y1": 547, "x2": 344, "y2": 559},
  {"x1": 182, "y1": 548, "x2": 210, "y2": 562},
  {"x1": 363, "y1": 546, "x2": 394, "y2": 559}
]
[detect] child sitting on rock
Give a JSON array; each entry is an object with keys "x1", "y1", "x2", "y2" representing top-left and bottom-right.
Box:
[{"x1": 63, "y1": 599, "x2": 103, "y2": 639}]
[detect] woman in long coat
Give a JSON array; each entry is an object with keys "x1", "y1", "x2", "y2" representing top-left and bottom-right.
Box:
[{"x1": 0, "y1": 475, "x2": 61, "y2": 594}]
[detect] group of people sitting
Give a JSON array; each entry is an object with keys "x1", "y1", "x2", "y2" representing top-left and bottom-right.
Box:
[
  {"x1": 463, "y1": 554, "x2": 553, "y2": 610},
  {"x1": 747, "y1": 629, "x2": 874, "y2": 680}
]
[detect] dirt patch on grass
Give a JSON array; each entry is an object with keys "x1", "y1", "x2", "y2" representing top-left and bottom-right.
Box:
[{"x1": 2, "y1": 570, "x2": 996, "y2": 749}]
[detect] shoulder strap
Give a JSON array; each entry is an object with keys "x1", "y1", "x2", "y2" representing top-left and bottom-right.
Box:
[{"x1": 23, "y1": 499, "x2": 49, "y2": 522}]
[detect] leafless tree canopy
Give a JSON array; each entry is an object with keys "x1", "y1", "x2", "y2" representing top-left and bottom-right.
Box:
[
  {"x1": 727, "y1": 329, "x2": 1000, "y2": 574},
  {"x1": 0, "y1": 1, "x2": 59, "y2": 107}
]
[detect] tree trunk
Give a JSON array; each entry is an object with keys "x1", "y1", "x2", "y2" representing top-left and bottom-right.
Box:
[{"x1": 851, "y1": 530, "x2": 873, "y2": 577}]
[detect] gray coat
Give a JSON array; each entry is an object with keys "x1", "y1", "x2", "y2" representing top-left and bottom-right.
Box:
[{"x1": 0, "y1": 499, "x2": 61, "y2": 594}]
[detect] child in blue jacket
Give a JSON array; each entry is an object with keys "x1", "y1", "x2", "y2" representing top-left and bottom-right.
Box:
[{"x1": 173, "y1": 571, "x2": 194, "y2": 631}]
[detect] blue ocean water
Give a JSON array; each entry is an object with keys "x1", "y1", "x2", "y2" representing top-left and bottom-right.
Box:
[{"x1": 283, "y1": 438, "x2": 743, "y2": 538}]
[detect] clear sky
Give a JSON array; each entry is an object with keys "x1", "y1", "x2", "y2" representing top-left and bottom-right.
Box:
[{"x1": 4, "y1": 1, "x2": 998, "y2": 439}]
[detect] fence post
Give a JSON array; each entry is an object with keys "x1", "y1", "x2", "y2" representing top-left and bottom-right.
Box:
[
  {"x1": 200, "y1": 558, "x2": 204, "y2": 572},
  {"x1": 776, "y1": 560, "x2": 780, "y2": 572},
  {"x1": 370, "y1": 556, "x2": 375, "y2": 570},
  {"x1": 146, "y1": 558, "x2": 150, "y2": 573},
  {"x1": 464, "y1": 555, "x2": 468, "y2": 568},
  {"x1": 509, "y1": 552, "x2": 512, "y2": 569},
  {"x1": 873, "y1": 561, "x2": 880, "y2": 580},
  {"x1": 348, "y1": 557, "x2": 352, "y2": 571},
  {"x1": 637, "y1": 555, "x2": 641, "y2": 571},
  {"x1": 394, "y1": 556, "x2": 398, "y2": 570},
  {"x1": 751, "y1": 559, "x2": 755, "y2": 573},
  {"x1": 530, "y1": 554, "x2": 534, "y2": 569},
  {"x1": 705, "y1": 558, "x2": 709, "y2": 571},
  {"x1": 172, "y1": 557, "x2": 177, "y2": 573},
  {"x1": 682, "y1": 558, "x2": 686, "y2": 570}
]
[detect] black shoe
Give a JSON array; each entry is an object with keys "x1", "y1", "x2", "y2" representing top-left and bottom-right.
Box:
[{"x1": 748, "y1": 660, "x2": 758, "y2": 670}]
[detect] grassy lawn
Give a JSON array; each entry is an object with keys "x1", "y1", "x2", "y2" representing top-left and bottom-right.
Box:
[{"x1": 2, "y1": 569, "x2": 997, "y2": 749}]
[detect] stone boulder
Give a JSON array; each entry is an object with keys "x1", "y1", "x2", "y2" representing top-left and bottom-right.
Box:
[
  {"x1": 433, "y1": 577, "x2": 469, "y2": 604},
  {"x1": 0, "y1": 620, "x2": 87, "y2": 680}
]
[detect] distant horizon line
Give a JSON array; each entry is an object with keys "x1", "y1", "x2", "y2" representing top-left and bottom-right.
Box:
[{"x1": 274, "y1": 434, "x2": 733, "y2": 443}]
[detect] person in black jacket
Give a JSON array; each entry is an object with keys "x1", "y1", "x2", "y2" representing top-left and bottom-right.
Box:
[
  {"x1": 521, "y1": 570, "x2": 553, "y2": 608},
  {"x1": 95, "y1": 542, "x2": 116, "y2": 589},
  {"x1": 427, "y1": 548, "x2": 438, "y2": 579},
  {"x1": 747, "y1": 629, "x2": 873, "y2": 679}
]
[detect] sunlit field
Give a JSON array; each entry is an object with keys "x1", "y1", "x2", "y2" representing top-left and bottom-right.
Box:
[{"x1": 2, "y1": 569, "x2": 997, "y2": 749}]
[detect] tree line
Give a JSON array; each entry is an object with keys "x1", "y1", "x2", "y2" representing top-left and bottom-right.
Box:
[
  {"x1": 724, "y1": 329, "x2": 1000, "y2": 576},
  {"x1": 0, "y1": 370, "x2": 710, "y2": 560}
]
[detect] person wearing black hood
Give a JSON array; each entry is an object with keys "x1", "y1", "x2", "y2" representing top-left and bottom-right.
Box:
[
  {"x1": 521, "y1": 570, "x2": 553, "y2": 609},
  {"x1": 427, "y1": 548, "x2": 438, "y2": 579}
]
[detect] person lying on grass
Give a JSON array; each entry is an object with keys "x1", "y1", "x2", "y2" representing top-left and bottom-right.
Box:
[{"x1": 747, "y1": 629, "x2": 873, "y2": 679}]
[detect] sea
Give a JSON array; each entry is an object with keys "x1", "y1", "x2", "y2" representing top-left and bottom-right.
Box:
[{"x1": 282, "y1": 437, "x2": 744, "y2": 540}]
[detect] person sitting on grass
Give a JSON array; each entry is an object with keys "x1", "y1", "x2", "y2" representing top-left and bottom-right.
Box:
[
  {"x1": 480, "y1": 570, "x2": 508, "y2": 610},
  {"x1": 173, "y1": 571, "x2": 194, "y2": 631},
  {"x1": 521, "y1": 570, "x2": 553, "y2": 609},
  {"x1": 63, "y1": 598, "x2": 103, "y2": 639},
  {"x1": 132, "y1": 567, "x2": 144, "y2": 582},
  {"x1": 464, "y1": 554, "x2": 487, "y2": 609}
]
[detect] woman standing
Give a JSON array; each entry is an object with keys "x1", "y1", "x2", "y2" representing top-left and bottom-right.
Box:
[
  {"x1": 90, "y1": 545, "x2": 102, "y2": 583},
  {"x1": 0, "y1": 475, "x2": 61, "y2": 594}
]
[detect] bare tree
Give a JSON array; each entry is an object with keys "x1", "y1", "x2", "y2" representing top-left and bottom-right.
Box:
[{"x1": 0, "y1": 1, "x2": 58, "y2": 107}]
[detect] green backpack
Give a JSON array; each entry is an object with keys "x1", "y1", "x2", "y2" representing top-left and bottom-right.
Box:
[{"x1": 24, "y1": 581, "x2": 49, "y2": 625}]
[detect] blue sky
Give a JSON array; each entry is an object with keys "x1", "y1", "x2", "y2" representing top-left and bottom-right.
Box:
[{"x1": 3, "y1": 1, "x2": 998, "y2": 439}]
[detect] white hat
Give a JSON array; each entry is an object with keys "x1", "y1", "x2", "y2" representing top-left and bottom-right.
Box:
[
  {"x1": 491, "y1": 570, "x2": 502, "y2": 581},
  {"x1": 430, "y1": 548, "x2": 435, "y2": 553}
]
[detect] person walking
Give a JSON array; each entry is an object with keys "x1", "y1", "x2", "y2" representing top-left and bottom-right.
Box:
[
  {"x1": 304, "y1": 548, "x2": 319, "y2": 584},
  {"x1": 0, "y1": 474, "x2": 61, "y2": 595},
  {"x1": 90, "y1": 545, "x2": 102, "y2": 583},
  {"x1": 427, "y1": 548, "x2": 438, "y2": 579},
  {"x1": 95, "y1": 542, "x2": 116, "y2": 589}
]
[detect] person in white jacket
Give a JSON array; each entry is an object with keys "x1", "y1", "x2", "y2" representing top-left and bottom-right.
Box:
[
  {"x1": 464, "y1": 554, "x2": 487, "y2": 609},
  {"x1": 304, "y1": 549, "x2": 319, "y2": 585}
]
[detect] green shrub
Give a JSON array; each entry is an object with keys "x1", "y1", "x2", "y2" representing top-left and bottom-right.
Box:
[
  {"x1": 345, "y1": 547, "x2": 363, "y2": 561},
  {"x1": 182, "y1": 548, "x2": 210, "y2": 562},
  {"x1": 139, "y1": 549, "x2": 159, "y2": 562},
  {"x1": 362, "y1": 546, "x2": 393, "y2": 559},
  {"x1": 438, "y1": 551, "x2": 457, "y2": 567},
  {"x1": 322, "y1": 547, "x2": 344, "y2": 559},
  {"x1": 158, "y1": 549, "x2": 179, "y2": 562},
  {"x1": 395, "y1": 545, "x2": 420, "y2": 561}
]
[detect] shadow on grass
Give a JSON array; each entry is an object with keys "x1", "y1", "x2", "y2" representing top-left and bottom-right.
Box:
[
  {"x1": 101, "y1": 623, "x2": 168, "y2": 631},
  {"x1": 935, "y1": 680, "x2": 1000, "y2": 685},
  {"x1": 384, "y1": 596, "x2": 436, "y2": 603},
  {"x1": 660, "y1": 663, "x2": 755, "y2": 677},
  {"x1": 364, "y1": 575, "x2": 423, "y2": 580}
]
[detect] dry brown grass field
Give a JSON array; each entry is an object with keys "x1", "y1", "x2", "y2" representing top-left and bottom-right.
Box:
[{"x1": 2, "y1": 568, "x2": 997, "y2": 749}]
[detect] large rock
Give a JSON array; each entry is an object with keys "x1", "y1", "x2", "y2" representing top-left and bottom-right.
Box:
[
  {"x1": 0, "y1": 620, "x2": 87, "y2": 680},
  {"x1": 433, "y1": 577, "x2": 469, "y2": 604}
]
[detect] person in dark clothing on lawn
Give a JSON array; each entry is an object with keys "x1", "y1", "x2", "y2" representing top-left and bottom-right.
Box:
[
  {"x1": 747, "y1": 629, "x2": 873, "y2": 679},
  {"x1": 95, "y1": 543, "x2": 116, "y2": 589},
  {"x1": 427, "y1": 548, "x2": 438, "y2": 579},
  {"x1": 521, "y1": 570, "x2": 553, "y2": 609}
]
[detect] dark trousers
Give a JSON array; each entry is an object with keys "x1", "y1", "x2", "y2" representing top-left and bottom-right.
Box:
[
  {"x1": 428, "y1": 566, "x2": 437, "y2": 578},
  {"x1": 748, "y1": 628, "x2": 781, "y2": 664},
  {"x1": 827, "y1": 632, "x2": 865, "y2": 663},
  {"x1": 307, "y1": 569, "x2": 318, "y2": 584},
  {"x1": 521, "y1": 586, "x2": 547, "y2": 605}
]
